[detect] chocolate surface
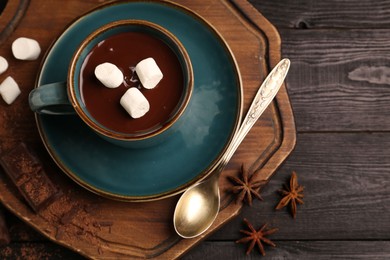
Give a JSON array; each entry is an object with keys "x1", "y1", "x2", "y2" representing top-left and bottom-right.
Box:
[
  {"x1": 0, "y1": 143, "x2": 41, "y2": 182},
  {"x1": 80, "y1": 31, "x2": 185, "y2": 135},
  {"x1": 0, "y1": 143, "x2": 62, "y2": 212}
]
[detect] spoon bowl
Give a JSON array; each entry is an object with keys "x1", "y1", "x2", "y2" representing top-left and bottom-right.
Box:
[
  {"x1": 173, "y1": 59, "x2": 290, "y2": 238},
  {"x1": 173, "y1": 173, "x2": 219, "y2": 238}
]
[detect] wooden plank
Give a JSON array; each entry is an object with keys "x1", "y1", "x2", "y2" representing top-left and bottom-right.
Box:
[
  {"x1": 278, "y1": 29, "x2": 390, "y2": 132},
  {"x1": 249, "y1": 0, "x2": 390, "y2": 29},
  {"x1": 2, "y1": 239, "x2": 390, "y2": 259},
  {"x1": 2, "y1": 240, "x2": 390, "y2": 259},
  {"x1": 183, "y1": 241, "x2": 390, "y2": 259},
  {"x1": 210, "y1": 132, "x2": 390, "y2": 240}
]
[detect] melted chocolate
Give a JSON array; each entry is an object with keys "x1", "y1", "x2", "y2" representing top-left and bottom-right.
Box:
[{"x1": 80, "y1": 31, "x2": 184, "y2": 135}]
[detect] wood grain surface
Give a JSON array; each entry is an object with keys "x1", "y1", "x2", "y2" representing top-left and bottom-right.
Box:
[
  {"x1": 2, "y1": 0, "x2": 389, "y2": 258},
  {"x1": 201, "y1": 0, "x2": 390, "y2": 258}
]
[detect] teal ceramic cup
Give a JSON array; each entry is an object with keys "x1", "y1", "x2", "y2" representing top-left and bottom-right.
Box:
[{"x1": 29, "y1": 20, "x2": 193, "y2": 148}]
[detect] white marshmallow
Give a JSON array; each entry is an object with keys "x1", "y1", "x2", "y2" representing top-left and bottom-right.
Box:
[
  {"x1": 12, "y1": 37, "x2": 41, "y2": 60},
  {"x1": 0, "y1": 56, "x2": 8, "y2": 74},
  {"x1": 135, "y1": 57, "x2": 163, "y2": 89},
  {"x1": 0, "y1": 76, "x2": 21, "y2": 105},
  {"x1": 95, "y1": 62, "x2": 123, "y2": 88},
  {"x1": 120, "y1": 87, "x2": 150, "y2": 118}
]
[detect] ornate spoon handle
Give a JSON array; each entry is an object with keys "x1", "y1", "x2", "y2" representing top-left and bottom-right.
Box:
[{"x1": 217, "y1": 58, "x2": 291, "y2": 171}]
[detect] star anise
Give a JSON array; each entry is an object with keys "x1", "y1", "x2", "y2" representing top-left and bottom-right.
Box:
[
  {"x1": 275, "y1": 171, "x2": 304, "y2": 218},
  {"x1": 227, "y1": 164, "x2": 265, "y2": 206},
  {"x1": 236, "y1": 218, "x2": 278, "y2": 256}
]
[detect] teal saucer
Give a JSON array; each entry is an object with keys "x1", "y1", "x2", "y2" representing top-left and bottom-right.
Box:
[{"x1": 35, "y1": 0, "x2": 242, "y2": 201}]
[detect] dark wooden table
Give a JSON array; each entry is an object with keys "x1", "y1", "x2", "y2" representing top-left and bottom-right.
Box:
[{"x1": 1, "y1": 0, "x2": 390, "y2": 259}]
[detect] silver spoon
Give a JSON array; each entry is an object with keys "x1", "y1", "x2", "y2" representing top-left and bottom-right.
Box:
[{"x1": 173, "y1": 58, "x2": 291, "y2": 238}]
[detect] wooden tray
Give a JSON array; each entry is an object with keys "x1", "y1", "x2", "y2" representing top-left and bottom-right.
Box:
[{"x1": 0, "y1": 0, "x2": 296, "y2": 258}]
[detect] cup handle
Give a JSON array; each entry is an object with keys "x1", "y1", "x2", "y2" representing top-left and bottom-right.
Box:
[{"x1": 29, "y1": 82, "x2": 75, "y2": 115}]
